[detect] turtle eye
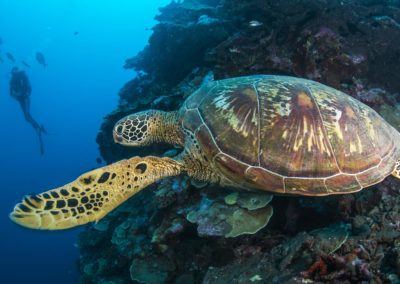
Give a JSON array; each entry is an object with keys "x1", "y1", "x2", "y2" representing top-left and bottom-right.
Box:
[{"x1": 115, "y1": 125, "x2": 123, "y2": 135}]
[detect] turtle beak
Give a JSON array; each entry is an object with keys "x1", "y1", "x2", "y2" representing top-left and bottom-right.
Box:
[
  {"x1": 113, "y1": 131, "x2": 123, "y2": 144},
  {"x1": 113, "y1": 122, "x2": 125, "y2": 144}
]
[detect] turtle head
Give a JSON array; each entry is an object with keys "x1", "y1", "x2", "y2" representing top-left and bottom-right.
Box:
[
  {"x1": 113, "y1": 110, "x2": 184, "y2": 147},
  {"x1": 113, "y1": 110, "x2": 157, "y2": 147}
]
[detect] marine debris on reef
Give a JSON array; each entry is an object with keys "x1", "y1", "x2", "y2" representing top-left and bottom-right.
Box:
[{"x1": 78, "y1": 0, "x2": 400, "y2": 283}]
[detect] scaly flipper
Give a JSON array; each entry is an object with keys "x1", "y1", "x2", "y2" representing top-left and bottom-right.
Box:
[
  {"x1": 10, "y1": 156, "x2": 182, "y2": 230},
  {"x1": 392, "y1": 160, "x2": 400, "y2": 179}
]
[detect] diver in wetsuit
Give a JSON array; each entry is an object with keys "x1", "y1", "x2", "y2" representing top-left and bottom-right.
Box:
[{"x1": 9, "y1": 67, "x2": 46, "y2": 154}]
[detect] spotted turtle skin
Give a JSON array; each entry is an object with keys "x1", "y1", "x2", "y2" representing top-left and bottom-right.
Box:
[{"x1": 181, "y1": 75, "x2": 400, "y2": 196}]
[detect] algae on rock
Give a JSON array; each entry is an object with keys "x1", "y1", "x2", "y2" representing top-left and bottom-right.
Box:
[{"x1": 130, "y1": 255, "x2": 175, "y2": 284}]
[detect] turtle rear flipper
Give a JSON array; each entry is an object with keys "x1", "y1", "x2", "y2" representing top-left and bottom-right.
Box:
[
  {"x1": 392, "y1": 160, "x2": 400, "y2": 179},
  {"x1": 10, "y1": 156, "x2": 182, "y2": 230}
]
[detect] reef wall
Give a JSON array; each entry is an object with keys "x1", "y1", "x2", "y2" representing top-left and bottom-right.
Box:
[{"x1": 80, "y1": 1, "x2": 400, "y2": 283}]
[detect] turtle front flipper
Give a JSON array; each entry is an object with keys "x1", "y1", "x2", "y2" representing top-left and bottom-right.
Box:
[{"x1": 10, "y1": 156, "x2": 182, "y2": 230}]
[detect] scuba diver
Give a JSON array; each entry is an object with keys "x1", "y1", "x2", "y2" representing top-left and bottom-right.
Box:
[{"x1": 9, "y1": 67, "x2": 46, "y2": 155}]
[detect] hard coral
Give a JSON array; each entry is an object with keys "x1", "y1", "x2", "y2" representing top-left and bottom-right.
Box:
[
  {"x1": 81, "y1": 1, "x2": 400, "y2": 283},
  {"x1": 186, "y1": 191, "x2": 273, "y2": 238}
]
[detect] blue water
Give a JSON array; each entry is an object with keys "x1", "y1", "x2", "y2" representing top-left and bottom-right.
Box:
[{"x1": 0, "y1": 1, "x2": 169, "y2": 283}]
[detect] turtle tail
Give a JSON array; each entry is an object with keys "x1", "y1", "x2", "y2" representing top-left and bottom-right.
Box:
[{"x1": 10, "y1": 156, "x2": 182, "y2": 230}]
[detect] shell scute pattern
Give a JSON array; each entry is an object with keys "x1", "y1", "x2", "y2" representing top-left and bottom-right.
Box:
[
  {"x1": 256, "y1": 78, "x2": 339, "y2": 178},
  {"x1": 198, "y1": 77, "x2": 262, "y2": 164},
  {"x1": 305, "y1": 81, "x2": 385, "y2": 173},
  {"x1": 183, "y1": 75, "x2": 400, "y2": 195}
]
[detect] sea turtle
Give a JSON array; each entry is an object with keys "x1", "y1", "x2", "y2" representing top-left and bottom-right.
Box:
[{"x1": 10, "y1": 75, "x2": 400, "y2": 230}]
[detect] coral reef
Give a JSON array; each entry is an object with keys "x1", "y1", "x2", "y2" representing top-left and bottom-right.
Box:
[
  {"x1": 186, "y1": 190, "x2": 273, "y2": 238},
  {"x1": 203, "y1": 223, "x2": 350, "y2": 283},
  {"x1": 79, "y1": 0, "x2": 400, "y2": 283}
]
